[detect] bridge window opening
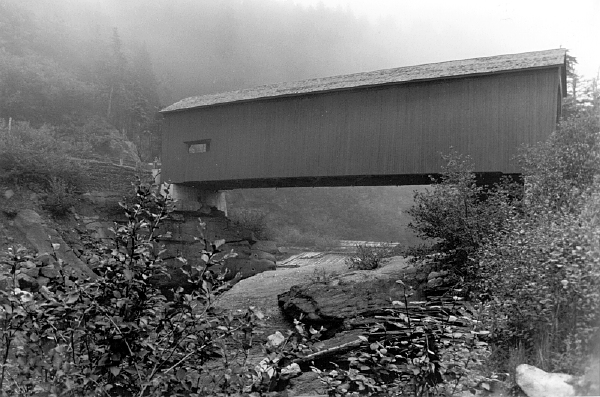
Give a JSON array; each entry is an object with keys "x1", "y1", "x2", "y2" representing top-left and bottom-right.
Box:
[{"x1": 187, "y1": 139, "x2": 211, "y2": 153}]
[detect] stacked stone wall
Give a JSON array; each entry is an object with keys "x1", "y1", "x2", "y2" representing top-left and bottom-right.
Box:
[{"x1": 74, "y1": 158, "x2": 155, "y2": 196}]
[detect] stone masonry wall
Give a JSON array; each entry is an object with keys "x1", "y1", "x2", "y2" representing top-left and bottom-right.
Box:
[{"x1": 75, "y1": 158, "x2": 155, "y2": 196}]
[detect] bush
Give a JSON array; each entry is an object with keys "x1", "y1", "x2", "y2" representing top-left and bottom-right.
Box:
[
  {"x1": 0, "y1": 182, "x2": 270, "y2": 396},
  {"x1": 405, "y1": 114, "x2": 600, "y2": 378},
  {"x1": 475, "y1": 114, "x2": 600, "y2": 374},
  {"x1": 478, "y1": 193, "x2": 600, "y2": 374},
  {"x1": 42, "y1": 176, "x2": 77, "y2": 216},
  {"x1": 406, "y1": 150, "x2": 518, "y2": 273},
  {"x1": 0, "y1": 119, "x2": 88, "y2": 191},
  {"x1": 519, "y1": 114, "x2": 600, "y2": 214},
  {"x1": 345, "y1": 244, "x2": 393, "y2": 270}
]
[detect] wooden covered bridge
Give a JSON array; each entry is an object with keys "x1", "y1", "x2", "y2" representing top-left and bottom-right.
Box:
[{"x1": 160, "y1": 49, "x2": 566, "y2": 204}]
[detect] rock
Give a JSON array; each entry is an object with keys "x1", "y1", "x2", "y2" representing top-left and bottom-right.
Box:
[
  {"x1": 516, "y1": 364, "x2": 576, "y2": 397},
  {"x1": 40, "y1": 266, "x2": 60, "y2": 278},
  {"x1": 241, "y1": 229, "x2": 257, "y2": 244},
  {"x1": 250, "y1": 249, "x2": 276, "y2": 262},
  {"x1": 20, "y1": 267, "x2": 39, "y2": 278},
  {"x1": 251, "y1": 240, "x2": 281, "y2": 255},
  {"x1": 37, "y1": 253, "x2": 56, "y2": 266},
  {"x1": 174, "y1": 199, "x2": 202, "y2": 212},
  {"x1": 427, "y1": 277, "x2": 444, "y2": 288},
  {"x1": 427, "y1": 270, "x2": 448, "y2": 280},
  {"x1": 83, "y1": 218, "x2": 111, "y2": 240},
  {"x1": 82, "y1": 191, "x2": 122, "y2": 207},
  {"x1": 211, "y1": 244, "x2": 252, "y2": 262},
  {"x1": 13, "y1": 209, "x2": 96, "y2": 279},
  {"x1": 278, "y1": 278, "x2": 412, "y2": 325},
  {"x1": 16, "y1": 273, "x2": 39, "y2": 290},
  {"x1": 88, "y1": 254, "x2": 100, "y2": 267},
  {"x1": 287, "y1": 371, "x2": 324, "y2": 396},
  {"x1": 4, "y1": 189, "x2": 14, "y2": 199},
  {"x1": 21, "y1": 260, "x2": 36, "y2": 269},
  {"x1": 219, "y1": 258, "x2": 277, "y2": 280},
  {"x1": 579, "y1": 359, "x2": 600, "y2": 395},
  {"x1": 266, "y1": 331, "x2": 286, "y2": 349}
]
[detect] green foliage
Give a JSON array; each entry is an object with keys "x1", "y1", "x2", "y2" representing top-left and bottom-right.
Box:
[
  {"x1": 43, "y1": 177, "x2": 77, "y2": 217},
  {"x1": 477, "y1": 208, "x2": 599, "y2": 371},
  {"x1": 345, "y1": 244, "x2": 393, "y2": 270},
  {"x1": 519, "y1": 113, "x2": 600, "y2": 214},
  {"x1": 0, "y1": 48, "x2": 98, "y2": 126},
  {"x1": 407, "y1": 151, "x2": 518, "y2": 270},
  {"x1": 308, "y1": 267, "x2": 338, "y2": 284},
  {"x1": 473, "y1": 114, "x2": 600, "y2": 374},
  {"x1": 0, "y1": 182, "x2": 270, "y2": 396},
  {"x1": 0, "y1": 120, "x2": 88, "y2": 191},
  {"x1": 0, "y1": 0, "x2": 162, "y2": 161},
  {"x1": 406, "y1": 113, "x2": 600, "y2": 378}
]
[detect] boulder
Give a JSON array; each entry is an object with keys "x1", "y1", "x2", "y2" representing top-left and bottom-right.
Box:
[
  {"x1": 16, "y1": 273, "x2": 39, "y2": 290},
  {"x1": 250, "y1": 249, "x2": 276, "y2": 262},
  {"x1": 278, "y1": 278, "x2": 412, "y2": 325},
  {"x1": 13, "y1": 210, "x2": 96, "y2": 279},
  {"x1": 516, "y1": 364, "x2": 576, "y2": 397},
  {"x1": 251, "y1": 240, "x2": 280, "y2": 255},
  {"x1": 220, "y1": 258, "x2": 277, "y2": 280},
  {"x1": 40, "y1": 265, "x2": 60, "y2": 279},
  {"x1": 210, "y1": 243, "x2": 252, "y2": 262}
]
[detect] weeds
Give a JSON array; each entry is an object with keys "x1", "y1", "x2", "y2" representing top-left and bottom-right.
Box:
[
  {"x1": 345, "y1": 243, "x2": 393, "y2": 270},
  {"x1": 42, "y1": 176, "x2": 77, "y2": 216}
]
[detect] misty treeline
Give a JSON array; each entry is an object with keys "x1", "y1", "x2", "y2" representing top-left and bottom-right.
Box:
[
  {"x1": 0, "y1": 0, "x2": 403, "y2": 162},
  {"x1": 0, "y1": 0, "x2": 161, "y2": 160}
]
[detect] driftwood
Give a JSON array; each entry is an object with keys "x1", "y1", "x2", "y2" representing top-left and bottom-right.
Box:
[{"x1": 292, "y1": 336, "x2": 364, "y2": 365}]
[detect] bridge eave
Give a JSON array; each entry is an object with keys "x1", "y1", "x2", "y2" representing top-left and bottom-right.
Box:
[{"x1": 174, "y1": 172, "x2": 522, "y2": 191}]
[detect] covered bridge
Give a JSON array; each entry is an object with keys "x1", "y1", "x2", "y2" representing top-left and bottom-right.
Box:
[{"x1": 161, "y1": 49, "x2": 567, "y2": 191}]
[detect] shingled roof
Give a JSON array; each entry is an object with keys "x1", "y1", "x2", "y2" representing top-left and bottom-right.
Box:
[{"x1": 162, "y1": 48, "x2": 567, "y2": 113}]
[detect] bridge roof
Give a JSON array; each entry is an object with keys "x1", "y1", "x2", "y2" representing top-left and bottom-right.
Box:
[{"x1": 162, "y1": 48, "x2": 567, "y2": 113}]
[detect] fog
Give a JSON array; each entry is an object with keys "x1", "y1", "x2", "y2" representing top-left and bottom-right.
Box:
[{"x1": 14, "y1": 0, "x2": 409, "y2": 105}]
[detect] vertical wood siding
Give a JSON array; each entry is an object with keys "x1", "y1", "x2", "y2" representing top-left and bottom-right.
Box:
[{"x1": 162, "y1": 68, "x2": 560, "y2": 185}]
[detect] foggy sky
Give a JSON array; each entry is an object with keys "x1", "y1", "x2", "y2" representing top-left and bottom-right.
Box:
[{"x1": 26, "y1": 0, "x2": 598, "y2": 107}]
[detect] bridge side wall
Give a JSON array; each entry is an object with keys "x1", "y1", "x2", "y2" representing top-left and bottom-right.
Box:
[{"x1": 162, "y1": 68, "x2": 560, "y2": 186}]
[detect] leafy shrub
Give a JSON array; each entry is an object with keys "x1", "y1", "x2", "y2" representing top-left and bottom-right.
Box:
[
  {"x1": 345, "y1": 244, "x2": 393, "y2": 270},
  {"x1": 477, "y1": 187, "x2": 600, "y2": 374},
  {"x1": 519, "y1": 114, "x2": 600, "y2": 214},
  {"x1": 405, "y1": 114, "x2": 600, "y2": 378},
  {"x1": 472, "y1": 114, "x2": 600, "y2": 374},
  {"x1": 0, "y1": 119, "x2": 88, "y2": 191},
  {"x1": 308, "y1": 267, "x2": 338, "y2": 284},
  {"x1": 406, "y1": 150, "x2": 518, "y2": 272},
  {"x1": 42, "y1": 176, "x2": 77, "y2": 216},
  {"x1": 0, "y1": 182, "x2": 270, "y2": 396}
]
